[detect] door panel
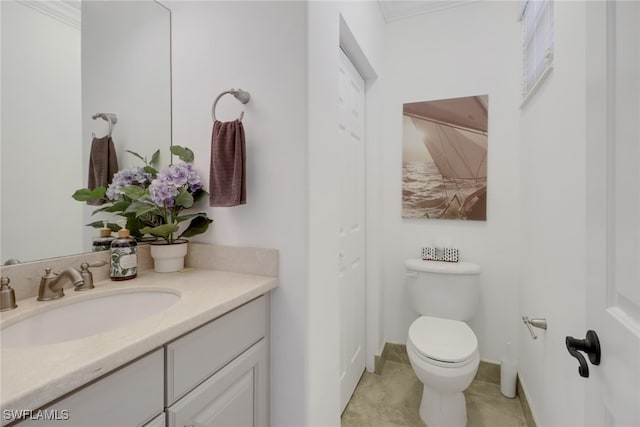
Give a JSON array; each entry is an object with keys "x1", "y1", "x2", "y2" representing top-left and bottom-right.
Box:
[
  {"x1": 338, "y1": 47, "x2": 366, "y2": 413},
  {"x1": 585, "y1": 1, "x2": 640, "y2": 425}
]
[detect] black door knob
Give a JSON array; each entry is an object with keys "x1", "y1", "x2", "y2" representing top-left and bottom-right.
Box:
[{"x1": 566, "y1": 330, "x2": 601, "y2": 378}]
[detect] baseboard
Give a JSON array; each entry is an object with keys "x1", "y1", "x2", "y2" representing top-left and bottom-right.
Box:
[
  {"x1": 381, "y1": 342, "x2": 409, "y2": 365},
  {"x1": 374, "y1": 353, "x2": 384, "y2": 375},
  {"x1": 517, "y1": 377, "x2": 537, "y2": 427}
]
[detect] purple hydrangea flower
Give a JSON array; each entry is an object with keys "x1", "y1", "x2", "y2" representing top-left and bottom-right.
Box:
[
  {"x1": 185, "y1": 164, "x2": 202, "y2": 191},
  {"x1": 149, "y1": 177, "x2": 178, "y2": 208},
  {"x1": 145, "y1": 162, "x2": 204, "y2": 209},
  {"x1": 170, "y1": 163, "x2": 189, "y2": 187},
  {"x1": 106, "y1": 167, "x2": 152, "y2": 200}
]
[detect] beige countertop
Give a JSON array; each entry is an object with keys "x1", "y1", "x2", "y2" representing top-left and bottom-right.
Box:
[{"x1": 0, "y1": 268, "x2": 277, "y2": 417}]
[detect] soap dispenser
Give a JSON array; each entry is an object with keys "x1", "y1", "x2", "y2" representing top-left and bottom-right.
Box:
[
  {"x1": 0, "y1": 277, "x2": 17, "y2": 311},
  {"x1": 110, "y1": 228, "x2": 137, "y2": 281},
  {"x1": 93, "y1": 221, "x2": 115, "y2": 252}
]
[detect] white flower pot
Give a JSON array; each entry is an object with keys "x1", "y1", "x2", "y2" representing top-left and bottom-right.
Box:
[{"x1": 150, "y1": 240, "x2": 188, "y2": 273}]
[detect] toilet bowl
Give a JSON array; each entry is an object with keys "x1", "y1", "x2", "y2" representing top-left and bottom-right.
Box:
[
  {"x1": 407, "y1": 316, "x2": 479, "y2": 427},
  {"x1": 404, "y1": 259, "x2": 481, "y2": 427}
]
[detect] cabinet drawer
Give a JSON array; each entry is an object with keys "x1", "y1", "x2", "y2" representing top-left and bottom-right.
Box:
[
  {"x1": 166, "y1": 296, "x2": 267, "y2": 404},
  {"x1": 166, "y1": 339, "x2": 268, "y2": 427},
  {"x1": 16, "y1": 349, "x2": 163, "y2": 427}
]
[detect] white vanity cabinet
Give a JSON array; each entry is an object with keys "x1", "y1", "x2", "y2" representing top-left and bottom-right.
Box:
[
  {"x1": 12, "y1": 294, "x2": 270, "y2": 427},
  {"x1": 166, "y1": 339, "x2": 268, "y2": 427},
  {"x1": 165, "y1": 295, "x2": 269, "y2": 427},
  {"x1": 15, "y1": 349, "x2": 164, "y2": 427}
]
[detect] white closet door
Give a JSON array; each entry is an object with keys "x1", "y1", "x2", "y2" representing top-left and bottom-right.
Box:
[{"x1": 338, "y1": 47, "x2": 366, "y2": 413}]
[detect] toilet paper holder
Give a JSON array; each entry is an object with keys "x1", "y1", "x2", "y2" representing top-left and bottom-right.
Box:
[{"x1": 522, "y1": 316, "x2": 547, "y2": 339}]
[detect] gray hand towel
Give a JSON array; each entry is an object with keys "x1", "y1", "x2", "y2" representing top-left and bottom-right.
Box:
[
  {"x1": 209, "y1": 120, "x2": 246, "y2": 207},
  {"x1": 87, "y1": 135, "x2": 119, "y2": 206}
]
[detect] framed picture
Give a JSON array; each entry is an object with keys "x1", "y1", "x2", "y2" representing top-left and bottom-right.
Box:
[{"x1": 402, "y1": 95, "x2": 488, "y2": 220}]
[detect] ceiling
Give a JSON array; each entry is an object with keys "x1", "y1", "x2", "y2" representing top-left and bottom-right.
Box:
[{"x1": 377, "y1": 0, "x2": 479, "y2": 23}]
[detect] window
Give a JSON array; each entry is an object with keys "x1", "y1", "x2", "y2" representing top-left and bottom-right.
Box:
[{"x1": 520, "y1": 0, "x2": 554, "y2": 103}]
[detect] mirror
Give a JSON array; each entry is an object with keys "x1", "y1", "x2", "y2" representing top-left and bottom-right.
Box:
[{"x1": 0, "y1": 0, "x2": 171, "y2": 264}]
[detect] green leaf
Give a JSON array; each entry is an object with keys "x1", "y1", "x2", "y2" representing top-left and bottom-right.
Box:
[
  {"x1": 192, "y1": 188, "x2": 208, "y2": 203},
  {"x1": 124, "y1": 201, "x2": 158, "y2": 218},
  {"x1": 72, "y1": 187, "x2": 106, "y2": 201},
  {"x1": 121, "y1": 185, "x2": 148, "y2": 200},
  {"x1": 175, "y1": 212, "x2": 210, "y2": 223},
  {"x1": 125, "y1": 150, "x2": 146, "y2": 163},
  {"x1": 140, "y1": 224, "x2": 179, "y2": 241},
  {"x1": 124, "y1": 214, "x2": 145, "y2": 239},
  {"x1": 170, "y1": 145, "x2": 194, "y2": 163},
  {"x1": 150, "y1": 149, "x2": 161, "y2": 167},
  {"x1": 85, "y1": 221, "x2": 122, "y2": 232},
  {"x1": 135, "y1": 205, "x2": 160, "y2": 218},
  {"x1": 179, "y1": 215, "x2": 213, "y2": 238},
  {"x1": 91, "y1": 200, "x2": 130, "y2": 215},
  {"x1": 85, "y1": 221, "x2": 105, "y2": 229},
  {"x1": 175, "y1": 188, "x2": 194, "y2": 208},
  {"x1": 139, "y1": 212, "x2": 164, "y2": 227},
  {"x1": 143, "y1": 165, "x2": 158, "y2": 176}
]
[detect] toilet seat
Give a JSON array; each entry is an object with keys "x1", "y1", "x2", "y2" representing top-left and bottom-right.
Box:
[{"x1": 408, "y1": 316, "x2": 478, "y2": 368}]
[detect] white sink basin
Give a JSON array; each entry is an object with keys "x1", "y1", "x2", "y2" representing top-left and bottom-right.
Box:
[{"x1": 1, "y1": 291, "x2": 179, "y2": 348}]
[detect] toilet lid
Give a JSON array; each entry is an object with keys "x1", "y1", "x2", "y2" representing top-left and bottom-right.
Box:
[{"x1": 408, "y1": 316, "x2": 478, "y2": 363}]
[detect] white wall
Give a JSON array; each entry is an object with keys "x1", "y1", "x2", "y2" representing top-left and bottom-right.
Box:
[
  {"x1": 381, "y1": 2, "x2": 522, "y2": 363},
  {"x1": 0, "y1": 1, "x2": 83, "y2": 263},
  {"x1": 518, "y1": 2, "x2": 588, "y2": 425},
  {"x1": 168, "y1": 2, "x2": 309, "y2": 425}
]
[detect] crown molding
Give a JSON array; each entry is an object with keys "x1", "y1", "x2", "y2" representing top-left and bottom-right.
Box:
[
  {"x1": 18, "y1": 0, "x2": 81, "y2": 30},
  {"x1": 377, "y1": 1, "x2": 480, "y2": 23}
]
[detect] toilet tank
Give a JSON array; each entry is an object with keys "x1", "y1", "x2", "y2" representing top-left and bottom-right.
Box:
[{"x1": 405, "y1": 259, "x2": 481, "y2": 321}]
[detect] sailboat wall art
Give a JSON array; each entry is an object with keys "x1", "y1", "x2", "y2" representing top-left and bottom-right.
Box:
[{"x1": 402, "y1": 95, "x2": 488, "y2": 221}]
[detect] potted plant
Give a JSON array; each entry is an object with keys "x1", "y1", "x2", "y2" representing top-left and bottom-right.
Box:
[{"x1": 73, "y1": 146, "x2": 213, "y2": 272}]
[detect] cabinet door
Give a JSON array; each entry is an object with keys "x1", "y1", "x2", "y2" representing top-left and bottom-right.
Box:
[
  {"x1": 166, "y1": 296, "x2": 267, "y2": 405},
  {"x1": 16, "y1": 349, "x2": 163, "y2": 427},
  {"x1": 167, "y1": 339, "x2": 268, "y2": 427}
]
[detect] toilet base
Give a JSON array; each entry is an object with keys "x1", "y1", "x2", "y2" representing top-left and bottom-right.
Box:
[{"x1": 420, "y1": 384, "x2": 467, "y2": 427}]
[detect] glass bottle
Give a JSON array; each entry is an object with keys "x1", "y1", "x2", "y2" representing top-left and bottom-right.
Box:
[{"x1": 110, "y1": 229, "x2": 137, "y2": 281}]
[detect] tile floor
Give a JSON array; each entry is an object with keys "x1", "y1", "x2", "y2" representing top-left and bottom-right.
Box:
[{"x1": 341, "y1": 359, "x2": 528, "y2": 427}]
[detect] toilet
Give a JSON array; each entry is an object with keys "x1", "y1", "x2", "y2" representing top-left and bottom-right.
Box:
[{"x1": 404, "y1": 258, "x2": 481, "y2": 427}]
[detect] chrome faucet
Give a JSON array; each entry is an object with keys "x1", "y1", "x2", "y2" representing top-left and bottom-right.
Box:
[{"x1": 37, "y1": 268, "x2": 85, "y2": 301}]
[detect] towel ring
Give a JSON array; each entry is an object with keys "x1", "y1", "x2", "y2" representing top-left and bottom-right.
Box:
[
  {"x1": 211, "y1": 89, "x2": 251, "y2": 122},
  {"x1": 92, "y1": 113, "x2": 118, "y2": 137}
]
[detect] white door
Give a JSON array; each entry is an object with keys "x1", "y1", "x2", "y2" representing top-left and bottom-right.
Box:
[
  {"x1": 338, "y1": 47, "x2": 366, "y2": 412},
  {"x1": 584, "y1": 1, "x2": 640, "y2": 425}
]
